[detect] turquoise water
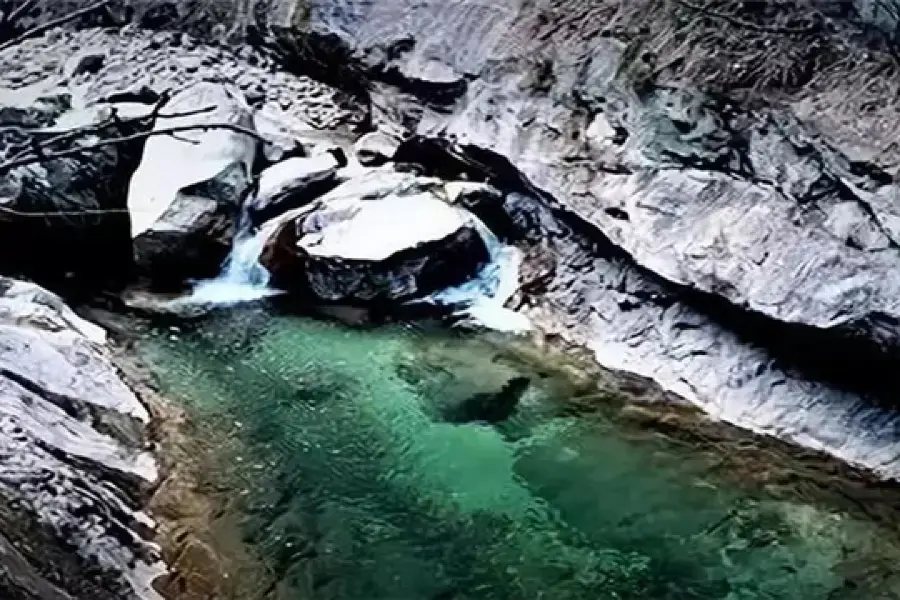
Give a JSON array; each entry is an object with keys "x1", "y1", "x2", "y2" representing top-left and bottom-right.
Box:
[{"x1": 139, "y1": 309, "x2": 900, "y2": 600}]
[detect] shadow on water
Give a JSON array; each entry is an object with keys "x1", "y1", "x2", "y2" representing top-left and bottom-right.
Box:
[{"x1": 136, "y1": 307, "x2": 900, "y2": 600}]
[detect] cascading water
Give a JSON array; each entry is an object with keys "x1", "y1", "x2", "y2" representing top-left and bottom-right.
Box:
[
  {"x1": 181, "y1": 187, "x2": 529, "y2": 332},
  {"x1": 185, "y1": 216, "x2": 282, "y2": 305},
  {"x1": 426, "y1": 218, "x2": 533, "y2": 334}
]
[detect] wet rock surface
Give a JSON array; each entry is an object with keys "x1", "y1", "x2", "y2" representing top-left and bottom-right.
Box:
[
  {"x1": 0, "y1": 277, "x2": 163, "y2": 599},
  {"x1": 260, "y1": 170, "x2": 491, "y2": 305}
]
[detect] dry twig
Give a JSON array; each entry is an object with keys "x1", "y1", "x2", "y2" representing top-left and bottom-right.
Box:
[
  {"x1": 0, "y1": 0, "x2": 111, "y2": 53},
  {"x1": 0, "y1": 120, "x2": 265, "y2": 173}
]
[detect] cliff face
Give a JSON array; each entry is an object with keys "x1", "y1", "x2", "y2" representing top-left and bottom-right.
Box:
[{"x1": 282, "y1": 0, "x2": 900, "y2": 476}]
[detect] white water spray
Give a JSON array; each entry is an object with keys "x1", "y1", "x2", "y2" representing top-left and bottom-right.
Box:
[
  {"x1": 184, "y1": 218, "x2": 282, "y2": 306},
  {"x1": 428, "y1": 218, "x2": 533, "y2": 334},
  {"x1": 178, "y1": 197, "x2": 528, "y2": 332}
]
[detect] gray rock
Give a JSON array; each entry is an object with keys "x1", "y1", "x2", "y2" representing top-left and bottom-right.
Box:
[
  {"x1": 0, "y1": 95, "x2": 136, "y2": 283},
  {"x1": 331, "y1": 5, "x2": 900, "y2": 476},
  {"x1": 260, "y1": 170, "x2": 490, "y2": 304},
  {"x1": 128, "y1": 82, "x2": 257, "y2": 284},
  {"x1": 0, "y1": 277, "x2": 164, "y2": 599},
  {"x1": 247, "y1": 152, "x2": 344, "y2": 225},
  {"x1": 61, "y1": 48, "x2": 106, "y2": 82},
  {"x1": 353, "y1": 131, "x2": 399, "y2": 166},
  {"x1": 0, "y1": 27, "x2": 368, "y2": 133},
  {"x1": 506, "y1": 191, "x2": 900, "y2": 480}
]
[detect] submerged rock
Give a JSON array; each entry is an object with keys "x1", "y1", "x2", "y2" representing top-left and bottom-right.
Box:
[
  {"x1": 260, "y1": 170, "x2": 490, "y2": 305},
  {"x1": 0, "y1": 277, "x2": 164, "y2": 599},
  {"x1": 442, "y1": 376, "x2": 531, "y2": 424},
  {"x1": 128, "y1": 82, "x2": 257, "y2": 285}
]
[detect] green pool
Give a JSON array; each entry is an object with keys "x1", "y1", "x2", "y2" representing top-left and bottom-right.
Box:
[{"x1": 138, "y1": 308, "x2": 900, "y2": 600}]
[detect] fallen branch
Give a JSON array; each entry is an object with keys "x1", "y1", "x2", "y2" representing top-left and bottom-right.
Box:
[
  {"x1": 0, "y1": 101, "x2": 227, "y2": 170},
  {"x1": 0, "y1": 121, "x2": 266, "y2": 173},
  {"x1": 0, "y1": 205, "x2": 128, "y2": 218},
  {"x1": 0, "y1": 0, "x2": 111, "y2": 53}
]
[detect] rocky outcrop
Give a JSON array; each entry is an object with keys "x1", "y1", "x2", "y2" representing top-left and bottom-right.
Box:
[
  {"x1": 246, "y1": 150, "x2": 345, "y2": 226},
  {"x1": 4, "y1": 0, "x2": 900, "y2": 480},
  {"x1": 128, "y1": 82, "x2": 257, "y2": 284},
  {"x1": 260, "y1": 170, "x2": 490, "y2": 305},
  {"x1": 392, "y1": 139, "x2": 900, "y2": 479},
  {"x1": 0, "y1": 25, "x2": 367, "y2": 130},
  {"x1": 0, "y1": 94, "x2": 139, "y2": 286},
  {"x1": 0, "y1": 277, "x2": 163, "y2": 599},
  {"x1": 0, "y1": 24, "x2": 368, "y2": 288},
  {"x1": 225, "y1": 1, "x2": 900, "y2": 477}
]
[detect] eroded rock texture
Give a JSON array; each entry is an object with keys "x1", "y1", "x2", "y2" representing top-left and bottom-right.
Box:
[
  {"x1": 0, "y1": 277, "x2": 163, "y2": 599},
  {"x1": 287, "y1": 1, "x2": 900, "y2": 478},
  {"x1": 128, "y1": 82, "x2": 257, "y2": 284}
]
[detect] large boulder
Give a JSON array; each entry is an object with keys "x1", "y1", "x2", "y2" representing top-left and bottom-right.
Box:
[
  {"x1": 0, "y1": 277, "x2": 164, "y2": 599},
  {"x1": 128, "y1": 82, "x2": 258, "y2": 285},
  {"x1": 259, "y1": 170, "x2": 490, "y2": 305},
  {"x1": 0, "y1": 94, "x2": 139, "y2": 286}
]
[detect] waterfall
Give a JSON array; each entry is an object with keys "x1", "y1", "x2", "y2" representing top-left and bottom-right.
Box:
[
  {"x1": 179, "y1": 204, "x2": 528, "y2": 331},
  {"x1": 184, "y1": 217, "x2": 282, "y2": 306},
  {"x1": 427, "y1": 218, "x2": 533, "y2": 334}
]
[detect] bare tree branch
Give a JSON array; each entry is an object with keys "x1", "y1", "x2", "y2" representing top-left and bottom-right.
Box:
[
  {"x1": 0, "y1": 204, "x2": 129, "y2": 218},
  {"x1": 0, "y1": 0, "x2": 111, "y2": 53},
  {"x1": 0, "y1": 101, "x2": 222, "y2": 166},
  {"x1": 2, "y1": 0, "x2": 40, "y2": 27},
  {"x1": 0, "y1": 121, "x2": 266, "y2": 174}
]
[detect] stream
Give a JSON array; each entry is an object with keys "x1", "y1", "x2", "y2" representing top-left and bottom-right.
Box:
[{"x1": 137, "y1": 307, "x2": 900, "y2": 600}]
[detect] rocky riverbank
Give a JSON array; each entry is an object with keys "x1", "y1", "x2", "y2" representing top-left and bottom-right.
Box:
[
  {"x1": 0, "y1": 278, "x2": 163, "y2": 598},
  {"x1": 3, "y1": 1, "x2": 900, "y2": 597}
]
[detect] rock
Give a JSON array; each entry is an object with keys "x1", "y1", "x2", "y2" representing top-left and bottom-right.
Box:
[
  {"x1": 442, "y1": 180, "x2": 521, "y2": 241},
  {"x1": 0, "y1": 27, "x2": 368, "y2": 133},
  {"x1": 400, "y1": 141, "x2": 900, "y2": 480},
  {"x1": 246, "y1": 151, "x2": 345, "y2": 225},
  {"x1": 0, "y1": 277, "x2": 165, "y2": 599},
  {"x1": 442, "y1": 376, "x2": 531, "y2": 424},
  {"x1": 61, "y1": 48, "x2": 106, "y2": 82},
  {"x1": 353, "y1": 131, "x2": 400, "y2": 167},
  {"x1": 0, "y1": 96, "x2": 138, "y2": 286},
  {"x1": 307, "y1": 0, "x2": 900, "y2": 476},
  {"x1": 259, "y1": 170, "x2": 490, "y2": 305},
  {"x1": 128, "y1": 82, "x2": 258, "y2": 285},
  {"x1": 392, "y1": 56, "x2": 467, "y2": 104}
]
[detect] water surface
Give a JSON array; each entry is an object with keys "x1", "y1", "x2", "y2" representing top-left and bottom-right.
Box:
[{"x1": 138, "y1": 309, "x2": 900, "y2": 600}]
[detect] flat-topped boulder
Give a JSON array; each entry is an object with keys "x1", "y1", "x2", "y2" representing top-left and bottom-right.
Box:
[
  {"x1": 260, "y1": 170, "x2": 490, "y2": 305},
  {"x1": 246, "y1": 150, "x2": 345, "y2": 226}
]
